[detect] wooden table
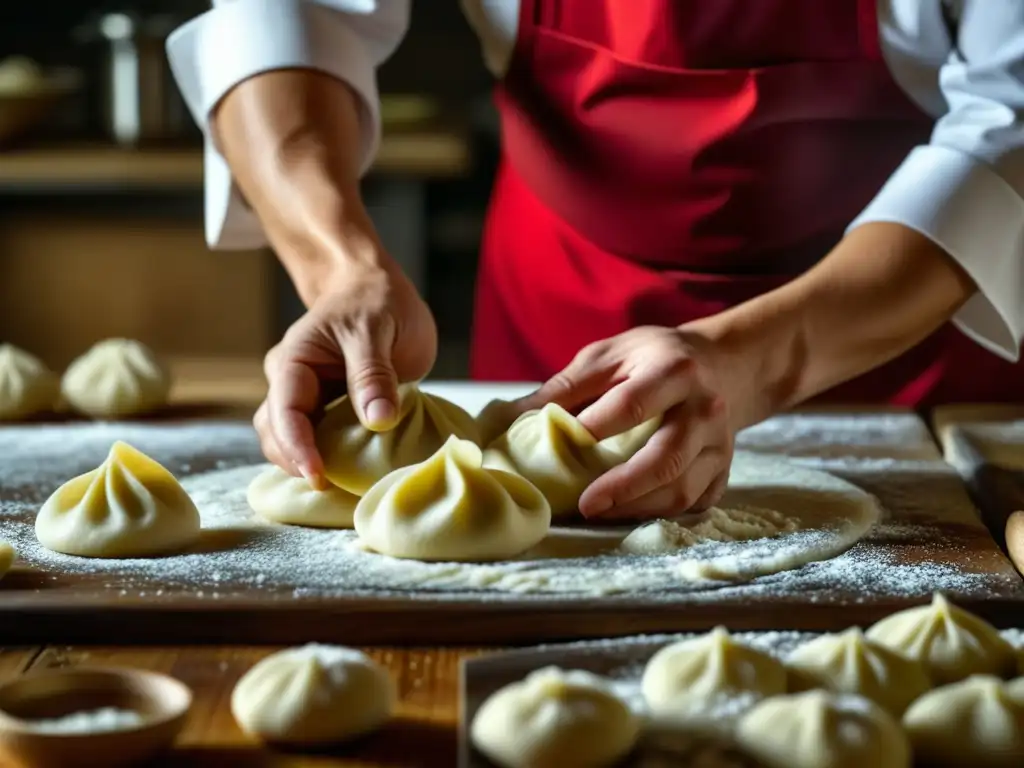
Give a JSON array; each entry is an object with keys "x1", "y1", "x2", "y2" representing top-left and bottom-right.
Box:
[{"x1": 0, "y1": 646, "x2": 480, "y2": 767}]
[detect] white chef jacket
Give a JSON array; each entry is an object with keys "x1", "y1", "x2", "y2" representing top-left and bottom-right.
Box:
[{"x1": 167, "y1": 0, "x2": 1024, "y2": 362}]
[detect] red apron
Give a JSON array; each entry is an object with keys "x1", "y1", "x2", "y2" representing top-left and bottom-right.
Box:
[{"x1": 470, "y1": 0, "x2": 1024, "y2": 407}]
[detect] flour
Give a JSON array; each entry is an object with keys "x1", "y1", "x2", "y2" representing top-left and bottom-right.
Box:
[
  {"x1": 0, "y1": 416, "x2": 1019, "y2": 606},
  {"x1": 620, "y1": 508, "x2": 798, "y2": 555},
  {"x1": 21, "y1": 707, "x2": 145, "y2": 734}
]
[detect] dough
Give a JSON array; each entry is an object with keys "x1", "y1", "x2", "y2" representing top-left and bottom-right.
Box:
[
  {"x1": 470, "y1": 666, "x2": 639, "y2": 768},
  {"x1": 787, "y1": 627, "x2": 932, "y2": 716},
  {"x1": 903, "y1": 675, "x2": 1024, "y2": 767},
  {"x1": 735, "y1": 691, "x2": 910, "y2": 768},
  {"x1": 354, "y1": 437, "x2": 550, "y2": 561},
  {"x1": 61, "y1": 339, "x2": 170, "y2": 419},
  {"x1": 866, "y1": 592, "x2": 1016, "y2": 685},
  {"x1": 483, "y1": 403, "x2": 658, "y2": 517},
  {"x1": 621, "y1": 506, "x2": 797, "y2": 555},
  {"x1": 316, "y1": 383, "x2": 479, "y2": 495},
  {"x1": 246, "y1": 465, "x2": 358, "y2": 528},
  {"x1": 232, "y1": 644, "x2": 394, "y2": 744},
  {"x1": 35, "y1": 441, "x2": 200, "y2": 557},
  {"x1": 0, "y1": 344, "x2": 58, "y2": 421},
  {"x1": 0, "y1": 541, "x2": 14, "y2": 580},
  {"x1": 475, "y1": 398, "x2": 523, "y2": 445},
  {"x1": 641, "y1": 627, "x2": 787, "y2": 721}
]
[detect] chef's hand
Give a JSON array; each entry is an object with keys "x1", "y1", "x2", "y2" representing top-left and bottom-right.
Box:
[
  {"x1": 521, "y1": 326, "x2": 738, "y2": 520},
  {"x1": 254, "y1": 260, "x2": 437, "y2": 490}
]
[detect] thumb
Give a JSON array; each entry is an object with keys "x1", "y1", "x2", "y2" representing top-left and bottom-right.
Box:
[
  {"x1": 517, "y1": 352, "x2": 614, "y2": 414},
  {"x1": 342, "y1": 324, "x2": 401, "y2": 431}
]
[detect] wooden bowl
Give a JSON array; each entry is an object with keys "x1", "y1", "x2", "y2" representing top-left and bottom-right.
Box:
[{"x1": 0, "y1": 667, "x2": 192, "y2": 767}]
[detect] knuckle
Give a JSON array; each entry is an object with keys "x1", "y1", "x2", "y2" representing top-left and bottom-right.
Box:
[
  {"x1": 617, "y1": 389, "x2": 649, "y2": 428},
  {"x1": 544, "y1": 371, "x2": 577, "y2": 398},
  {"x1": 664, "y1": 355, "x2": 696, "y2": 379},
  {"x1": 574, "y1": 341, "x2": 607, "y2": 369},
  {"x1": 655, "y1": 448, "x2": 687, "y2": 486},
  {"x1": 348, "y1": 360, "x2": 396, "y2": 390}
]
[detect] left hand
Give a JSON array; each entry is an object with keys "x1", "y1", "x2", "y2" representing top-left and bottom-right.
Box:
[{"x1": 518, "y1": 326, "x2": 739, "y2": 520}]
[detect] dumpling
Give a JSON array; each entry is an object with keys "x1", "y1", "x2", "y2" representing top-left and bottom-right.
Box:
[
  {"x1": 354, "y1": 436, "x2": 550, "y2": 561},
  {"x1": 475, "y1": 398, "x2": 523, "y2": 445},
  {"x1": 35, "y1": 441, "x2": 200, "y2": 557},
  {"x1": 316, "y1": 383, "x2": 479, "y2": 495},
  {"x1": 786, "y1": 627, "x2": 932, "y2": 716},
  {"x1": 903, "y1": 675, "x2": 1024, "y2": 767},
  {"x1": 0, "y1": 344, "x2": 58, "y2": 421},
  {"x1": 246, "y1": 465, "x2": 358, "y2": 528},
  {"x1": 0, "y1": 541, "x2": 14, "y2": 580},
  {"x1": 232, "y1": 644, "x2": 394, "y2": 744},
  {"x1": 61, "y1": 339, "x2": 171, "y2": 419},
  {"x1": 471, "y1": 666, "x2": 639, "y2": 768},
  {"x1": 735, "y1": 691, "x2": 910, "y2": 768},
  {"x1": 641, "y1": 627, "x2": 787, "y2": 721},
  {"x1": 866, "y1": 592, "x2": 1015, "y2": 685},
  {"x1": 483, "y1": 403, "x2": 659, "y2": 517}
]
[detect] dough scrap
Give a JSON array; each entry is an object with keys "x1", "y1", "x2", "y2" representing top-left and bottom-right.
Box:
[
  {"x1": 641, "y1": 626, "x2": 787, "y2": 726},
  {"x1": 786, "y1": 627, "x2": 932, "y2": 716},
  {"x1": 35, "y1": 441, "x2": 200, "y2": 557},
  {"x1": 866, "y1": 592, "x2": 1016, "y2": 685},
  {"x1": 903, "y1": 675, "x2": 1024, "y2": 767},
  {"x1": 735, "y1": 691, "x2": 910, "y2": 768},
  {"x1": 61, "y1": 339, "x2": 170, "y2": 419},
  {"x1": 471, "y1": 666, "x2": 639, "y2": 768},
  {"x1": 247, "y1": 465, "x2": 358, "y2": 528},
  {"x1": 354, "y1": 436, "x2": 550, "y2": 561},
  {"x1": 620, "y1": 506, "x2": 797, "y2": 555},
  {"x1": 232, "y1": 644, "x2": 394, "y2": 744},
  {"x1": 316, "y1": 383, "x2": 479, "y2": 495},
  {"x1": 0, "y1": 541, "x2": 14, "y2": 580},
  {"x1": 0, "y1": 344, "x2": 58, "y2": 421}
]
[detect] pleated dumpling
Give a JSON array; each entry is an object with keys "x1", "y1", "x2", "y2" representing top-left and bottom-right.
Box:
[
  {"x1": 866, "y1": 593, "x2": 1015, "y2": 685},
  {"x1": 736, "y1": 691, "x2": 910, "y2": 768},
  {"x1": 0, "y1": 541, "x2": 14, "y2": 580},
  {"x1": 787, "y1": 627, "x2": 932, "y2": 716},
  {"x1": 471, "y1": 667, "x2": 640, "y2": 768},
  {"x1": 232, "y1": 644, "x2": 394, "y2": 744},
  {"x1": 0, "y1": 344, "x2": 58, "y2": 421},
  {"x1": 903, "y1": 675, "x2": 1024, "y2": 767},
  {"x1": 641, "y1": 627, "x2": 787, "y2": 719},
  {"x1": 246, "y1": 465, "x2": 359, "y2": 528},
  {"x1": 483, "y1": 403, "x2": 659, "y2": 517},
  {"x1": 354, "y1": 437, "x2": 550, "y2": 561},
  {"x1": 61, "y1": 339, "x2": 171, "y2": 419},
  {"x1": 35, "y1": 441, "x2": 200, "y2": 557},
  {"x1": 316, "y1": 383, "x2": 479, "y2": 495}
]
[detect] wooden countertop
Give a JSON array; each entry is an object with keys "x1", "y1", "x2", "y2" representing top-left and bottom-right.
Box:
[
  {"x1": 0, "y1": 129, "x2": 471, "y2": 192},
  {"x1": 0, "y1": 645, "x2": 480, "y2": 767}
]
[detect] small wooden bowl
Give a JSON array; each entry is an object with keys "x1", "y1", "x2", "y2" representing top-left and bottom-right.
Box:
[{"x1": 0, "y1": 667, "x2": 192, "y2": 767}]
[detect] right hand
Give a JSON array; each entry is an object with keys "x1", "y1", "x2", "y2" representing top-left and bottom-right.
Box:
[{"x1": 254, "y1": 259, "x2": 437, "y2": 489}]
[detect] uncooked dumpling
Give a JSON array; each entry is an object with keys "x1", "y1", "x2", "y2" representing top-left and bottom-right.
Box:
[
  {"x1": 471, "y1": 666, "x2": 639, "y2": 768},
  {"x1": 35, "y1": 441, "x2": 200, "y2": 557},
  {"x1": 475, "y1": 398, "x2": 523, "y2": 445},
  {"x1": 787, "y1": 627, "x2": 932, "y2": 716},
  {"x1": 0, "y1": 344, "x2": 58, "y2": 421},
  {"x1": 61, "y1": 339, "x2": 170, "y2": 419},
  {"x1": 354, "y1": 436, "x2": 550, "y2": 561},
  {"x1": 232, "y1": 644, "x2": 394, "y2": 744},
  {"x1": 483, "y1": 403, "x2": 658, "y2": 517},
  {"x1": 903, "y1": 675, "x2": 1024, "y2": 767},
  {"x1": 641, "y1": 627, "x2": 787, "y2": 721},
  {"x1": 316, "y1": 383, "x2": 479, "y2": 495},
  {"x1": 735, "y1": 691, "x2": 910, "y2": 768},
  {"x1": 0, "y1": 541, "x2": 14, "y2": 580},
  {"x1": 246, "y1": 465, "x2": 358, "y2": 528},
  {"x1": 866, "y1": 592, "x2": 1015, "y2": 685}
]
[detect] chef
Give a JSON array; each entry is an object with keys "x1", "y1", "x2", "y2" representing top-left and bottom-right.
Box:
[{"x1": 168, "y1": 1, "x2": 1024, "y2": 520}]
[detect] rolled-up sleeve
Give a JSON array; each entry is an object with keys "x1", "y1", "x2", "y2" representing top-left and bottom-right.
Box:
[
  {"x1": 851, "y1": 0, "x2": 1024, "y2": 361},
  {"x1": 166, "y1": 0, "x2": 411, "y2": 249}
]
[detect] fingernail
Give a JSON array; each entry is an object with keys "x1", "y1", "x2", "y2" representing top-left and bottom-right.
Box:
[
  {"x1": 297, "y1": 464, "x2": 323, "y2": 490},
  {"x1": 364, "y1": 398, "x2": 397, "y2": 430}
]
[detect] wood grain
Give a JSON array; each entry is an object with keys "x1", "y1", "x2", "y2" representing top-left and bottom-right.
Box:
[{"x1": 16, "y1": 646, "x2": 484, "y2": 768}]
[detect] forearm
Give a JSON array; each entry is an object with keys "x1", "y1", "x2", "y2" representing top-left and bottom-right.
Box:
[
  {"x1": 213, "y1": 68, "x2": 386, "y2": 305},
  {"x1": 690, "y1": 223, "x2": 977, "y2": 429}
]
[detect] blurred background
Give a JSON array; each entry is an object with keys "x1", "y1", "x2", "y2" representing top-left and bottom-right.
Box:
[{"x1": 0, "y1": 2, "x2": 496, "y2": 383}]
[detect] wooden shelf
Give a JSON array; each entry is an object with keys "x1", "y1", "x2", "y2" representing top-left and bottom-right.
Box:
[{"x1": 0, "y1": 130, "x2": 472, "y2": 192}]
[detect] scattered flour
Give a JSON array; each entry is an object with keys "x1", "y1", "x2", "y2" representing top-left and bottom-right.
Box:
[
  {"x1": 0, "y1": 416, "x2": 1020, "y2": 606},
  {"x1": 21, "y1": 707, "x2": 145, "y2": 734}
]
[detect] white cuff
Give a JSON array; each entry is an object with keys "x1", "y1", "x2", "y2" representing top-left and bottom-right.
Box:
[
  {"x1": 166, "y1": 0, "x2": 382, "y2": 249},
  {"x1": 848, "y1": 145, "x2": 1024, "y2": 362}
]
